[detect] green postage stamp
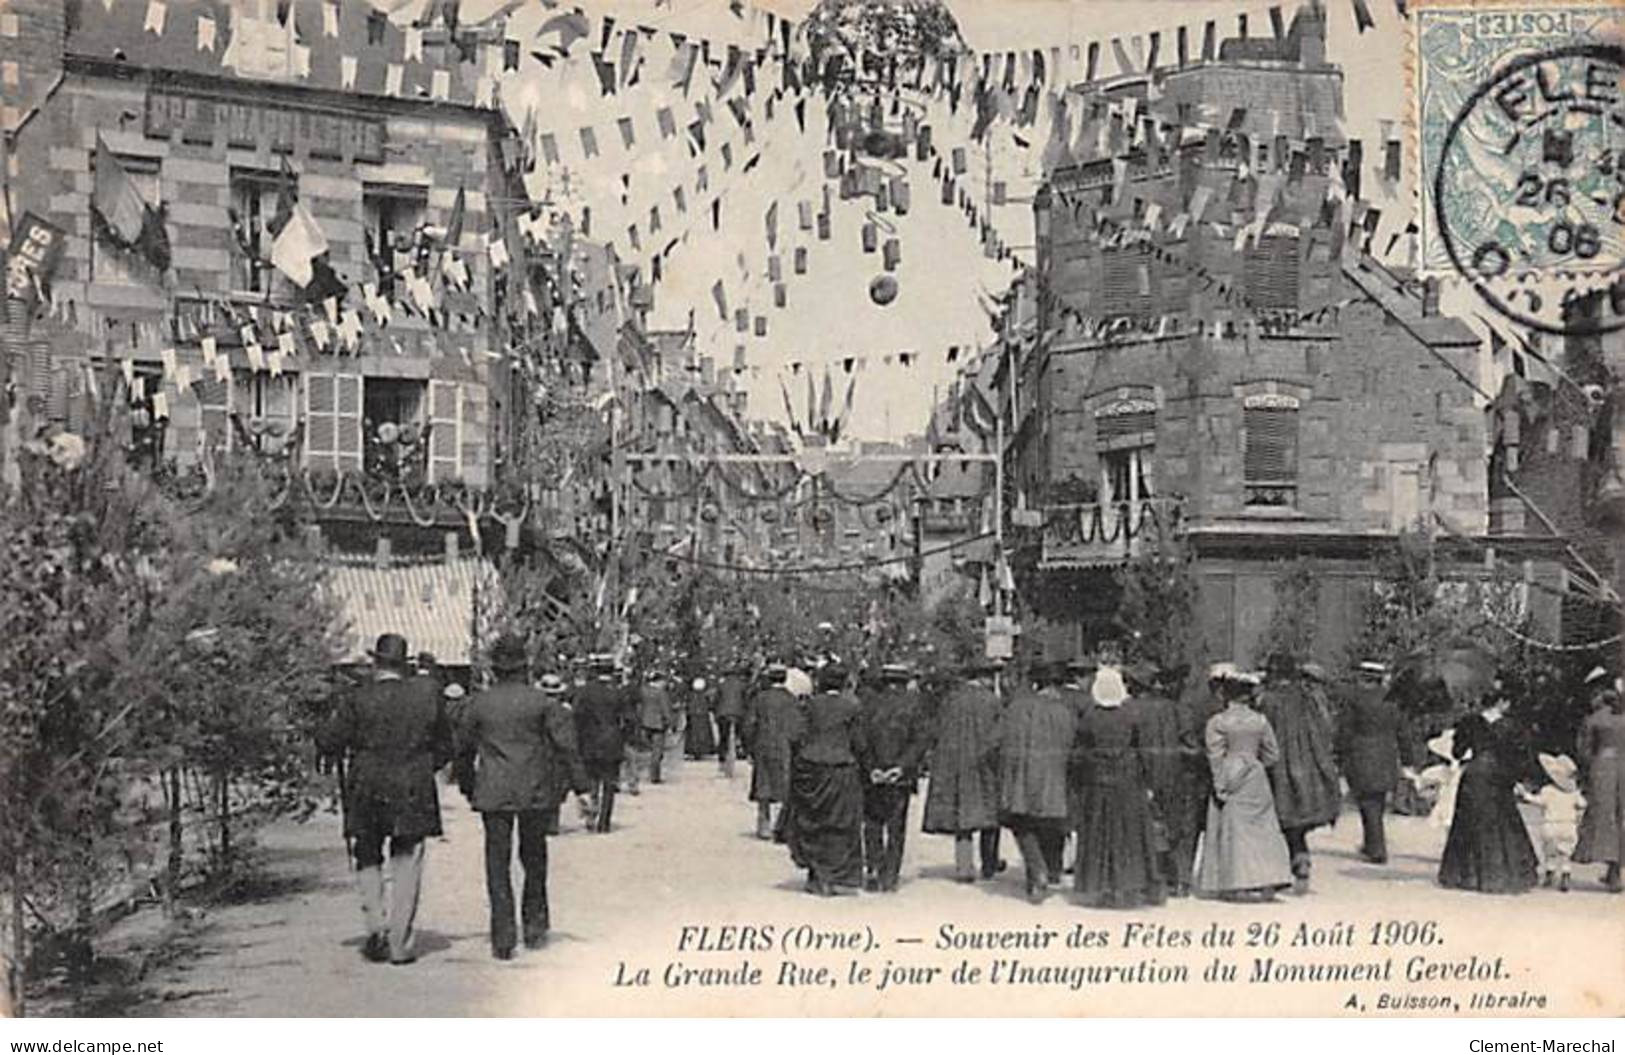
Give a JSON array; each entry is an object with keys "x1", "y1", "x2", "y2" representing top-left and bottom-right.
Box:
[{"x1": 1414, "y1": 2, "x2": 1625, "y2": 333}]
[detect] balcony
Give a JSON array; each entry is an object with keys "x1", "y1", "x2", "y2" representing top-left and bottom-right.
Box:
[{"x1": 1039, "y1": 497, "x2": 1181, "y2": 568}]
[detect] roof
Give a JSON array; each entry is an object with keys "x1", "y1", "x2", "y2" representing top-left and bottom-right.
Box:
[
  {"x1": 1340, "y1": 256, "x2": 1479, "y2": 347},
  {"x1": 323, "y1": 557, "x2": 497, "y2": 665},
  {"x1": 66, "y1": 0, "x2": 497, "y2": 110}
]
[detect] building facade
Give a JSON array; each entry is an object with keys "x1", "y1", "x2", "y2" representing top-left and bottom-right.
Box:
[
  {"x1": 1005, "y1": 4, "x2": 1569, "y2": 667},
  {"x1": 6, "y1": 0, "x2": 538, "y2": 552}
]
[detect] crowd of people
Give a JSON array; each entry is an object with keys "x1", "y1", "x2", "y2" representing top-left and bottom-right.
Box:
[{"x1": 313, "y1": 630, "x2": 1625, "y2": 965}]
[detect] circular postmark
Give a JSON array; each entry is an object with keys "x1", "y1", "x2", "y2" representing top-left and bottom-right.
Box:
[{"x1": 1434, "y1": 43, "x2": 1625, "y2": 335}]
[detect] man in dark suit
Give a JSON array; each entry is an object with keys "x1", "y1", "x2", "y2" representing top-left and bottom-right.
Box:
[
  {"x1": 318, "y1": 633, "x2": 451, "y2": 966},
  {"x1": 1338, "y1": 661, "x2": 1401, "y2": 864},
  {"x1": 573, "y1": 653, "x2": 631, "y2": 833},
  {"x1": 456, "y1": 636, "x2": 590, "y2": 959},
  {"x1": 715, "y1": 662, "x2": 750, "y2": 777},
  {"x1": 857, "y1": 662, "x2": 928, "y2": 892}
]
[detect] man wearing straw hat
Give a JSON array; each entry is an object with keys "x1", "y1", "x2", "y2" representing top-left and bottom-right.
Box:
[
  {"x1": 318, "y1": 633, "x2": 452, "y2": 966},
  {"x1": 457, "y1": 636, "x2": 591, "y2": 959},
  {"x1": 1339, "y1": 661, "x2": 1401, "y2": 865}
]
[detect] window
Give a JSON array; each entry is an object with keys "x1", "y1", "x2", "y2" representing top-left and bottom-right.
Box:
[
  {"x1": 229, "y1": 168, "x2": 291, "y2": 295},
  {"x1": 1244, "y1": 234, "x2": 1301, "y2": 310},
  {"x1": 362, "y1": 183, "x2": 427, "y2": 284},
  {"x1": 92, "y1": 154, "x2": 160, "y2": 286},
  {"x1": 1242, "y1": 394, "x2": 1300, "y2": 507},
  {"x1": 232, "y1": 372, "x2": 299, "y2": 454},
  {"x1": 1096, "y1": 397, "x2": 1156, "y2": 506},
  {"x1": 363, "y1": 377, "x2": 428, "y2": 480}
]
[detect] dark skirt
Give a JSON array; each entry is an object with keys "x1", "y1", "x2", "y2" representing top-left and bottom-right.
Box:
[
  {"x1": 1438, "y1": 761, "x2": 1539, "y2": 893},
  {"x1": 750, "y1": 742, "x2": 792, "y2": 804},
  {"x1": 685, "y1": 712, "x2": 717, "y2": 758},
  {"x1": 1074, "y1": 784, "x2": 1166, "y2": 908},
  {"x1": 785, "y1": 760, "x2": 863, "y2": 886}
]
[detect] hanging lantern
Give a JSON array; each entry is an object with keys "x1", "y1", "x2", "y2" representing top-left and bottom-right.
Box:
[{"x1": 869, "y1": 274, "x2": 898, "y2": 306}]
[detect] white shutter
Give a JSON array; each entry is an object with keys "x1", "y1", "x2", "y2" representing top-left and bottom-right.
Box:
[
  {"x1": 334, "y1": 374, "x2": 363, "y2": 471},
  {"x1": 428, "y1": 379, "x2": 461, "y2": 482},
  {"x1": 303, "y1": 372, "x2": 338, "y2": 469},
  {"x1": 196, "y1": 371, "x2": 234, "y2": 455}
]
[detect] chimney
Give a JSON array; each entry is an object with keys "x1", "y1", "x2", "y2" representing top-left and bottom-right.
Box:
[{"x1": 1421, "y1": 277, "x2": 1441, "y2": 317}]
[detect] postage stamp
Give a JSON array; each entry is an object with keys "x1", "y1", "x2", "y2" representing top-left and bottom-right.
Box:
[{"x1": 1414, "y1": 2, "x2": 1625, "y2": 333}]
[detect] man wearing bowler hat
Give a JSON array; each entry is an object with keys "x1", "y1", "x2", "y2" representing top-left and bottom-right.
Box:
[
  {"x1": 574, "y1": 653, "x2": 632, "y2": 833},
  {"x1": 318, "y1": 633, "x2": 452, "y2": 965},
  {"x1": 456, "y1": 636, "x2": 590, "y2": 959}
]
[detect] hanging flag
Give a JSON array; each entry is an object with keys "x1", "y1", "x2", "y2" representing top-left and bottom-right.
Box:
[
  {"x1": 779, "y1": 376, "x2": 802, "y2": 436},
  {"x1": 91, "y1": 137, "x2": 170, "y2": 271},
  {"x1": 537, "y1": 9, "x2": 590, "y2": 54},
  {"x1": 445, "y1": 185, "x2": 466, "y2": 247},
  {"x1": 819, "y1": 367, "x2": 834, "y2": 433}
]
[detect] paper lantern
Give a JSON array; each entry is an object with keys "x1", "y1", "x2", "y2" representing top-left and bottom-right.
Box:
[
  {"x1": 869, "y1": 274, "x2": 898, "y2": 306},
  {"x1": 861, "y1": 223, "x2": 878, "y2": 253}
]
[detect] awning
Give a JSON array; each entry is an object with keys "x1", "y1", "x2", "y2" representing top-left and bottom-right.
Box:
[{"x1": 323, "y1": 558, "x2": 497, "y2": 666}]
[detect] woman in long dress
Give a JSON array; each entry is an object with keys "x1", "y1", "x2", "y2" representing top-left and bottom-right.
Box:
[
  {"x1": 1073, "y1": 667, "x2": 1165, "y2": 908},
  {"x1": 784, "y1": 665, "x2": 865, "y2": 895},
  {"x1": 683, "y1": 676, "x2": 717, "y2": 759},
  {"x1": 1437, "y1": 698, "x2": 1539, "y2": 894},
  {"x1": 1195, "y1": 671, "x2": 1293, "y2": 902},
  {"x1": 1574, "y1": 685, "x2": 1625, "y2": 892}
]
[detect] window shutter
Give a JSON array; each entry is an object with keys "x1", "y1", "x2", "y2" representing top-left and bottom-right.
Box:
[
  {"x1": 335, "y1": 374, "x2": 363, "y2": 471},
  {"x1": 1244, "y1": 235, "x2": 1300, "y2": 310},
  {"x1": 1243, "y1": 405, "x2": 1299, "y2": 482},
  {"x1": 1097, "y1": 409, "x2": 1155, "y2": 443},
  {"x1": 428, "y1": 379, "x2": 462, "y2": 482},
  {"x1": 195, "y1": 373, "x2": 233, "y2": 454},
  {"x1": 304, "y1": 373, "x2": 337, "y2": 468}
]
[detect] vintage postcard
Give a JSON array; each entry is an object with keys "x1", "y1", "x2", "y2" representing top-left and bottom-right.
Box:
[{"x1": 0, "y1": 0, "x2": 1622, "y2": 1023}]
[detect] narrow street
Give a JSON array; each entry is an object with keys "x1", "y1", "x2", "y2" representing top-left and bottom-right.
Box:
[{"x1": 115, "y1": 751, "x2": 1625, "y2": 1018}]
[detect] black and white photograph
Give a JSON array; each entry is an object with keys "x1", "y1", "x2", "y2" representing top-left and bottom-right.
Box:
[{"x1": 0, "y1": 0, "x2": 1623, "y2": 1026}]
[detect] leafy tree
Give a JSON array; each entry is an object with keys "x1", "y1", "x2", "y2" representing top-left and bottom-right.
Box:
[
  {"x1": 1261, "y1": 558, "x2": 1321, "y2": 664},
  {"x1": 1114, "y1": 528, "x2": 1197, "y2": 673}
]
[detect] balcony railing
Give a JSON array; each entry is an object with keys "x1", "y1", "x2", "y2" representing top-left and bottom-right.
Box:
[{"x1": 1039, "y1": 497, "x2": 1180, "y2": 567}]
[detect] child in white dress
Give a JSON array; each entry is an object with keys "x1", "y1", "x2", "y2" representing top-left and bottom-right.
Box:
[{"x1": 1518, "y1": 753, "x2": 1586, "y2": 891}]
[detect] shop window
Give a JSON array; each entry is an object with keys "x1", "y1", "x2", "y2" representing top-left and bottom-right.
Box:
[
  {"x1": 91, "y1": 154, "x2": 160, "y2": 286},
  {"x1": 1242, "y1": 395, "x2": 1300, "y2": 507}
]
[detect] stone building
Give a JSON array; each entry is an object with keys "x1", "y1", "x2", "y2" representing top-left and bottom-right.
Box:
[
  {"x1": 1006, "y1": 3, "x2": 1569, "y2": 667},
  {"x1": 0, "y1": 0, "x2": 640, "y2": 664},
  {"x1": 5, "y1": 0, "x2": 533, "y2": 533}
]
